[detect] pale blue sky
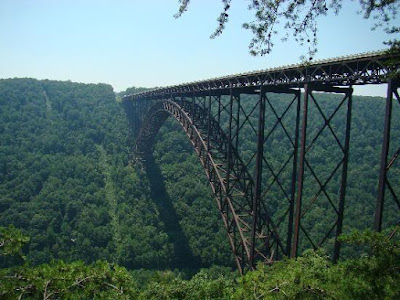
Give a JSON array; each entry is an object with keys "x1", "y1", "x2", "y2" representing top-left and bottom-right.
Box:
[{"x1": 0, "y1": 0, "x2": 397, "y2": 96}]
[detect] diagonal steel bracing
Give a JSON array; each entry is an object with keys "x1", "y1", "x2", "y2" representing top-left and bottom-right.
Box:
[
  {"x1": 291, "y1": 84, "x2": 353, "y2": 260},
  {"x1": 122, "y1": 50, "x2": 400, "y2": 273},
  {"x1": 376, "y1": 79, "x2": 400, "y2": 232}
]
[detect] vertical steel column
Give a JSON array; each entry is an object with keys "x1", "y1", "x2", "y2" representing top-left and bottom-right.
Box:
[
  {"x1": 251, "y1": 86, "x2": 265, "y2": 267},
  {"x1": 133, "y1": 99, "x2": 137, "y2": 137},
  {"x1": 207, "y1": 91, "x2": 212, "y2": 153},
  {"x1": 333, "y1": 89, "x2": 353, "y2": 261},
  {"x1": 287, "y1": 90, "x2": 301, "y2": 255},
  {"x1": 226, "y1": 85, "x2": 234, "y2": 193},
  {"x1": 235, "y1": 94, "x2": 241, "y2": 152},
  {"x1": 375, "y1": 79, "x2": 395, "y2": 231},
  {"x1": 218, "y1": 96, "x2": 223, "y2": 124},
  {"x1": 291, "y1": 84, "x2": 310, "y2": 258},
  {"x1": 205, "y1": 91, "x2": 212, "y2": 173},
  {"x1": 136, "y1": 99, "x2": 143, "y2": 139},
  {"x1": 134, "y1": 99, "x2": 139, "y2": 136},
  {"x1": 192, "y1": 93, "x2": 196, "y2": 118}
]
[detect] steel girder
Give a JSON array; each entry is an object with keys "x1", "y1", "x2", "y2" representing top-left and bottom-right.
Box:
[
  {"x1": 376, "y1": 79, "x2": 400, "y2": 232},
  {"x1": 291, "y1": 85, "x2": 353, "y2": 260},
  {"x1": 123, "y1": 79, "x2": 399, "y2": 273},
  {"x1": 123, "y1": 50, "x2": 400, "y2": 102},
  {"x1": 132, "y1": 97, "x2": 291, "y2": 274},
  {"x1": 122, "y1": 50, "x2": 400, "y2": 273}
]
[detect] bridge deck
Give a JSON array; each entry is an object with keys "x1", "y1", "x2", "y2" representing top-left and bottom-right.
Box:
[
  {"x1": 122, "y1": 50, "x2": 400, "y2": 272},
  {"x1": 124, "y1": 49, "x2": 399, "y2": 100}
]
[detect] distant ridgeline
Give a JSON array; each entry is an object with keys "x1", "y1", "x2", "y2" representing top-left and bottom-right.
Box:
[{"x1": 0, "y1": 78, "x2": 398, "y2": 270}]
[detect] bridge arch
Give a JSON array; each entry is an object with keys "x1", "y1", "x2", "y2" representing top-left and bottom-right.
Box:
[
  {"x1": 123, "y1": 51, "x2": 400, "y2": 274},
  {"x1": 133, "y1": 98, "x2": 282, "y2": 273}
]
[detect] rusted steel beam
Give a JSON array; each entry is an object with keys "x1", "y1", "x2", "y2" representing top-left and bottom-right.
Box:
[
  {"x1": 135, "y1": 96, "x2": 289, "y2": 273},
  {"x1": 333, "y1": 88, "x2": 353, "y2": 261},
  {"x1": 287, "y1": 90, "x2": 301, "y2": 255},
  {"x1": 251, "y1": 85, "x2": 265, "y2": 268},
  {"x1": 291, "y1": 84, "x2": 353, "y2": 258},
  {"x1": 125, "y1": 50, "x2": 399, "y2": 272},
  {"x1": 124, "y1": 50, "x2": 400, "y2": 101},
  {"x1": 375, "y1": 79, "x2": 399, "y2": 231},
  {"x1": 291, "y1": 84, "x2": 310, "y2": 258}
]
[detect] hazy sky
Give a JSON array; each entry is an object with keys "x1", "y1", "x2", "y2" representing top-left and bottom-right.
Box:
[{"x1": 0, "y1": 0, "x2": 397, "y2": 96}]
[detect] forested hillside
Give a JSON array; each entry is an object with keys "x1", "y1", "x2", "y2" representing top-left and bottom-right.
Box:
[
  {"x1": 0, "y1": 78, "x2": 229, "y2": 271},
  {"x1": 0, "y1": 78, "x2": 399, "y2": 298},
  {"x1": 0, "y1": 78, "x2": 398, "y2": 270},
  {"x1": 151, "y1": 91, "x2": 399, "y2": 258}
]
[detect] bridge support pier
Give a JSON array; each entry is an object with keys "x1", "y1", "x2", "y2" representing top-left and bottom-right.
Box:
[
  {"x1": 251, "y1": 85, "x2": 265, "y2": 268},
  {"x1": 250, "y1": 86, "x2": 301, "y2": 265},
  {"x1": 376, "y1": 79, "x2": 400, "y2": 232},
  {"x1": 124, "y1": 58, "x2": 399, "y2": 271},
  {"x1": 292, "y1": 84, "x2": 353, "y2": 260}
]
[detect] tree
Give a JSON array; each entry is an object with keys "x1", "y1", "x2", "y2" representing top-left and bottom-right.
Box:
[
  {"x1": 231, "y1": 227, "x2": 400, "y2": 299},
  {"x1": 0, "y1": 225, "x2": 29, "y2": 259},
  {"x1": 176, "y1": 0, "x2": 400, "y2": 58},
  {"x1": 0, "y1": 226, "x2": 139, "y2": 299}
]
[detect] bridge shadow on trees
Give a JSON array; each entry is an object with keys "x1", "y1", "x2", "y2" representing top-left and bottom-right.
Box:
[{"x1": 143, "y1": 153, "x2": 202, "y2": 270}]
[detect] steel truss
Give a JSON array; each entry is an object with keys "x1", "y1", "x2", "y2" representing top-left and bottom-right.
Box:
[
  {"x1": 131, "y1": 96, "x2": 288, "y2": 273},
  {"x1": 291, "y1": 84, "x2": 353, "y2": 260},
  {"x1": 376, "y1": 79, "x2": 400, "y2": 232},
  {"x1": 127, "y1": 50, "x2": 399, "y2": 101},
  {"x1": 122, "y1": 50, "x2": 400, "y2": 274}
]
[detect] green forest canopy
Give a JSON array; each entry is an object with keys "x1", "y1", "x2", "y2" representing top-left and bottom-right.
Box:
[
  {"x1": 0, "y1": 78, "x2": 399, "y2": 268},
  {"x1": 0, "y1": 78, "x2": 399, "y2": 298}
]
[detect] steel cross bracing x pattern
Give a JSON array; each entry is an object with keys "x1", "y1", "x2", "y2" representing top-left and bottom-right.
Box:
[
  {"x1": 131, "y1": 96, "x2": 287, "y2": 274},
  {"x1": 291, "y1": 84, "x2": 353, "y2": 260},
  {"x1": 257, "y1": 89, "x2": 301, "y2": 258},
  {"x1": 127, "y1": 50, "x2": 400, "y2": 101},
  {"x1": 376, "y1": 79, "x2": 400, "y2": 232},
  {"x1": 123, "y1": 50, "x2": 400, "y2": 274},
  {"x1": 188, "y1": 88, "x2": 302, "y2": 264}
]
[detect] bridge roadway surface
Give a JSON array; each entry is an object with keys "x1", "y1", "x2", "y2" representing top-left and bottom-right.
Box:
[
  {"x1": 123, "y1": 50, "x2": 400, "y2": 274},
  {"x1": 126, "y1": 50, "x2": 399, "y2": 99}
]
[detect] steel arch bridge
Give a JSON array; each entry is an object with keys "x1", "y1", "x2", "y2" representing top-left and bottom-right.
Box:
[{"x1": 123, "y1": 50, "x2": 400, "y2": 274}]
